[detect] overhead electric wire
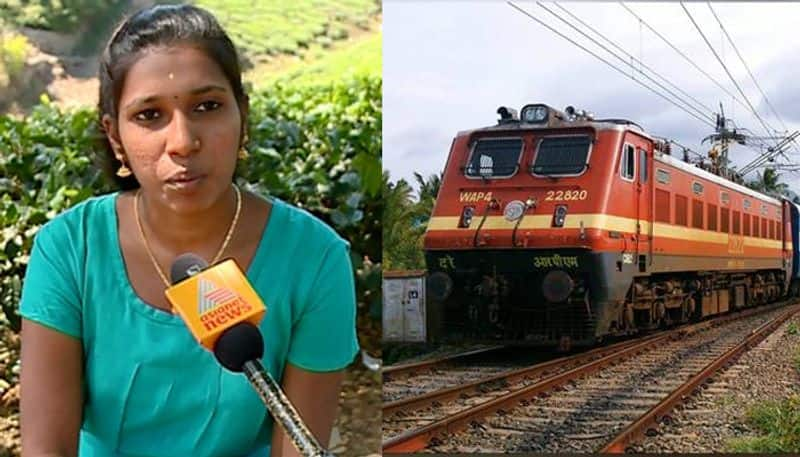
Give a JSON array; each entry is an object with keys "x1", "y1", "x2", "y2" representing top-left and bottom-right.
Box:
[
  {"x1": 622, "y1": 1, "x2": 796, "y2": 175},
  {"x1": 741, "y1": 135, "x2": 800, "y2": 175},
  {"x1": 739, "y1": 131, "x2": 800, "y2": 175},
  {"x1": 680, "y1": 2, "x2": 780, "y2": 154},
  {"x1": 706, "y1": 2, "x2": 800, "y2": 156},
  {"x1": 618, "y1": 2, "x2": 753, "y2": 116},
  {"x1": 551, "y1": 2, "x2": 715, "y2": 116},
  {"x1": 537, "y1": 2, "x2": 715, "y2": 124},
  {"x1": 506, "y1": 2, "x2": 716, "y2": 129}
]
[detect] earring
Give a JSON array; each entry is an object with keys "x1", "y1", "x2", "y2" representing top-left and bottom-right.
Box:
[
  {"x1": 117, "y1": 160, "x2": 133, "y2": 178},
  {"x1": 117, "y1": 163, "x2": 132, "y2": 178},
  {"x1": 238, "y1": 147, "x2": 249, "y2": 160}
]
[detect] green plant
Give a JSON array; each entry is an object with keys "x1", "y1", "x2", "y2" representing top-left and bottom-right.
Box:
[
  {"x1": 0, "y1": 0, "x2": 118, "y2": 32},
  {"x1": 0, "y1": 32, "x2": 30, "y2": 83},
  {"x1": 725, "y1": 396, "x2": 800, "y2": 453},
  {"x1": 787, "y1": 322, "x2": 798, "y2": 335},
  {"x1": 794, "y1": 347, "x2": 800, "y2": 373},
  {"x1": 197, "y1": 0, "x2": 380, "y2": 63}
]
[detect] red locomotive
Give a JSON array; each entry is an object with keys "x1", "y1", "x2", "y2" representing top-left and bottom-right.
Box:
[{"x1": 423, "y1": 103, "x2": 794, "y2": 349}]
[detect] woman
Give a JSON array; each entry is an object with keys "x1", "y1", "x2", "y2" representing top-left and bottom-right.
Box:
[{"x1": 19, "y1": 5, "x2": 359, "y2": 456}]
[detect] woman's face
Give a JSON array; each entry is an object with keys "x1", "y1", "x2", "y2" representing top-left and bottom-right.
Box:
[{"x1": 106, "y1": 44, "x2": 243, "y2": 213}]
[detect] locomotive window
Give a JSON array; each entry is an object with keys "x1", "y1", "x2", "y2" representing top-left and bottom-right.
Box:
[
  {"x1": 732, "y1": 211, "x2": 741, "y2": 235},
  {"x1": 708, "y1": 204, "x2": 718, "y2": 231},
  {"x1": 692, "y1": 182, "x2": 704, "y2": 195},
  {"x1": 743, "y1": 214, "x2": 751, "y2": 237},
  {"x1": 675, "y1": 195, "x2": 688, "y2": 226},
  {"x1": 753, "y1": 216, "x2": 759, "y2": 237},
  {"x1": 639, "y1": 148, "x2": 648, "y2": 182},
  {"x1": 721, "y1": 192, "x2": 730, "y2": 205},
  {"x1": 531, "y1": 135, "x2": 592, "y2": 176},
  {"x1": 620, "y1": 144, "x2": 635, "y2": 181},
  {"x1": 655, "y1": 189, "x2": 671, "y2": 223},
  {"x1": 692, "y1": 199, "x2": 704, "y2": 229},
  {"x1": 720, "y1": 208, "x2": 730, "y2": 233},
  {"x1": 743, "y1": 199, "x2": 751, "y2": 211},
  {"x1": 465, "y1": 138, "x2": 523, "y2": 178}
]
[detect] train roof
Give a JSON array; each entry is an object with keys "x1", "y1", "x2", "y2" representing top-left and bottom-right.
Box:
[
  {"x1": 456, "y1": 119, "x2": 638, "y2": 138},
  {"x1": 656, "y1": 151, "x2": 781, "y2": 207},
  {"x1": 457, "y1": 104, "x2": 784, "y2": 208}
]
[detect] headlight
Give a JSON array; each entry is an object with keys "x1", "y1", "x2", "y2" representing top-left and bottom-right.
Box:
[
  {"x1": 459, "y1": 206, "x2": 475, "y2": 228},
  {"x1": 542, "y1": 270, "x2": 574, "y2": 303},
  {"x1": 521, "y1": 104, "x2": 549, "y2": 123},
  {"x1": 552, "y1": 204, "x2": 568, "y2": 227},
  {"x1": 504, "y1": 200, "x2": 525, "y2": 221},
  {"x1": 427, "y1": 271, "x2": 454, "y2": 301}
]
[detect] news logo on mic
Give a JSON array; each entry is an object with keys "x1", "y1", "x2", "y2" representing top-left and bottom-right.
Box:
[{"x1": 165, "y1": 258, "x2": 266, "y2": 350}]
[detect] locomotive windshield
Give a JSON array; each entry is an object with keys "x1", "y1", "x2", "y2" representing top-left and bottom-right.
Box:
[
  {"x1": 465, "y1": 138, "x2": 523, "y2": 178},
  {"x1": 531, "y1": 135, "x2": 592, "y2": 176}
]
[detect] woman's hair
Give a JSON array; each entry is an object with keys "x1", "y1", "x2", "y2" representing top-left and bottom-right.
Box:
[{"x1": 97, "y1": 4, "x2": 247, "y2": 190}]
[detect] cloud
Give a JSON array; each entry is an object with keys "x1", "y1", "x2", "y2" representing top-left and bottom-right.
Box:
[{"x1": 384, "y1": 1, "x2": 800, "y2": 192}]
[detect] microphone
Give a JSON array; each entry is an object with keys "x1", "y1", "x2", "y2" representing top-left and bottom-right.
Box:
[{"x1": 166, "y1": 254, "x2": 335, "y2": 457}]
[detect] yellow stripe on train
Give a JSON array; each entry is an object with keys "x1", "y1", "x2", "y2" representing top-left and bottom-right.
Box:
[{"x1": 426, "y1": 214, "x2": 785, "y2": 250}]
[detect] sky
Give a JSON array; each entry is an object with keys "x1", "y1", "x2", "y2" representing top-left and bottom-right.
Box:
[{"x1": 383, "y1": 1, "x2": 800, "y2": 195}]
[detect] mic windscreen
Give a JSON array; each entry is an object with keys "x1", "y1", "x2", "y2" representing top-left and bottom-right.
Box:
[
  {"x1": 170, "y1": 253, "x2": 209, "y2": 285},
  {"x1": 214, "y1": 322, "x2": 265, "y2": 372}
]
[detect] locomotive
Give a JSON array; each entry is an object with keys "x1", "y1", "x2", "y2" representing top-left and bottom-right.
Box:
[{"x1": 423, "y1": 103, "x2": 800, "y2": 349}]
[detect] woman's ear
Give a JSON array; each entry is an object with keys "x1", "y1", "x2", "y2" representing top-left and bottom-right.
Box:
[
  {"x1": 239, "y1": 95, "x2": 250, "y2": 144},
  {"x1": 101, "y1": 113, "x2": 125, "y2": 161}
]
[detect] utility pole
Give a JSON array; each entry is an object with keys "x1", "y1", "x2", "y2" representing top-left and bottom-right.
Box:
[{"x1": 702, "y1": 104, "x2": 746, "y2": 182}]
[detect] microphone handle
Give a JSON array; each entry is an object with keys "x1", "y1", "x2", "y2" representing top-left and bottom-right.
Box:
[{"x1": 242, "y1": 359, "x2": 336, "y2": 457}]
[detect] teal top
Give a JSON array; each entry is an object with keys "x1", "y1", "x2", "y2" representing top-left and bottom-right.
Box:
[{"x1": 19, "y1": 192, "x2": 359, "y2": 457}]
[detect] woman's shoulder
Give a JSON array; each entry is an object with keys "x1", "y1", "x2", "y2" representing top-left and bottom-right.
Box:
[{"x1": 267, "y1": 196, "x2": 348, "y2": 250}]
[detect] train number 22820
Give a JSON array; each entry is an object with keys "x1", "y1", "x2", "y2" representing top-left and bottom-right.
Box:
[{"x1": 545, "y1": 190, "x2": 588, "y2": 201}]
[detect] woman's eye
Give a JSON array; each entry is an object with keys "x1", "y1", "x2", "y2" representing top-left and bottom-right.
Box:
[
  {"x1": 196, "y1": 101, "x2": 221, "y2": 112},
  {"x1": 134, "y1": 109, "x2": 160, "y2": 121}
]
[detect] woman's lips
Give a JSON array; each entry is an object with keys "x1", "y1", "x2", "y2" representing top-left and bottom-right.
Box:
[{"x1": 166, "y1": 174, "x2": 205, "y2": 191}]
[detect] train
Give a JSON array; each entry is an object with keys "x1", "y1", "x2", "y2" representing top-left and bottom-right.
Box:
[{"x1": 423, "y1": 103, "x2": 800, "y2": 349}]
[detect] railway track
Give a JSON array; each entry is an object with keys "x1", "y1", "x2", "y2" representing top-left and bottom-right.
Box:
[
  {"x1": 383, "y1": 345, "x2": 510, "y2": 403},
  {"x1": 383, "y1": 345, "x2": 506, "y2": 379},
  {"x1": 382, "y1": 302, "x2": 799, "y2": 453}
]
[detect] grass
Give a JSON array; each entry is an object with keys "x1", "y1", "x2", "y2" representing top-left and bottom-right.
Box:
[
  {"x1": 794, "y1": 346, "x2": 800, "y2": 373},
  {"x1": 725, "y1": 396, "x2": 800, "y2": 453},
  {"x1": 245, "y1": 30, "x2": 380, "y2": 89},
  {"x1": 196, "y1": 0, "x2": 379, "y2": 63}
]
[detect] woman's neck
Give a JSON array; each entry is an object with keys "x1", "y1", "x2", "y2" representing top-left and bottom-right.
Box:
[{"x1": 136, "y1": 185, "x2": 238, "y2": 261}]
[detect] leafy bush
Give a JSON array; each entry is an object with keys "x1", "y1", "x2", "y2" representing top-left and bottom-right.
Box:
[
  {"x1": 197, "y1": 0, "x2": 380, "y2": 60},
  {"x1": 253, "y1": 32, "x2": 381, "y2": 89},
  {"x1": 726, "y1": 396, "x2": 800, "y2": 453},
  {"x1": 0, "y1": 32, "x2": 30, "y2": 84},
  {"x1": 0, "y1": 0, "x2": 117, "y2": 32},
  {"x1": 0, "y1": 77, "x2": 381, "y2": 352}
]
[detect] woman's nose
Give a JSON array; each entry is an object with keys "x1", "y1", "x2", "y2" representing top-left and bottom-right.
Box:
[{"x1": 165, "y1": 110, "x2": 199, "y2": 157}]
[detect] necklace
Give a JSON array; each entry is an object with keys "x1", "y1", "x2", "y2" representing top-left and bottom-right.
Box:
[{"x1": 135, "y1": 184, "x2": 242, "y2": 287}]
